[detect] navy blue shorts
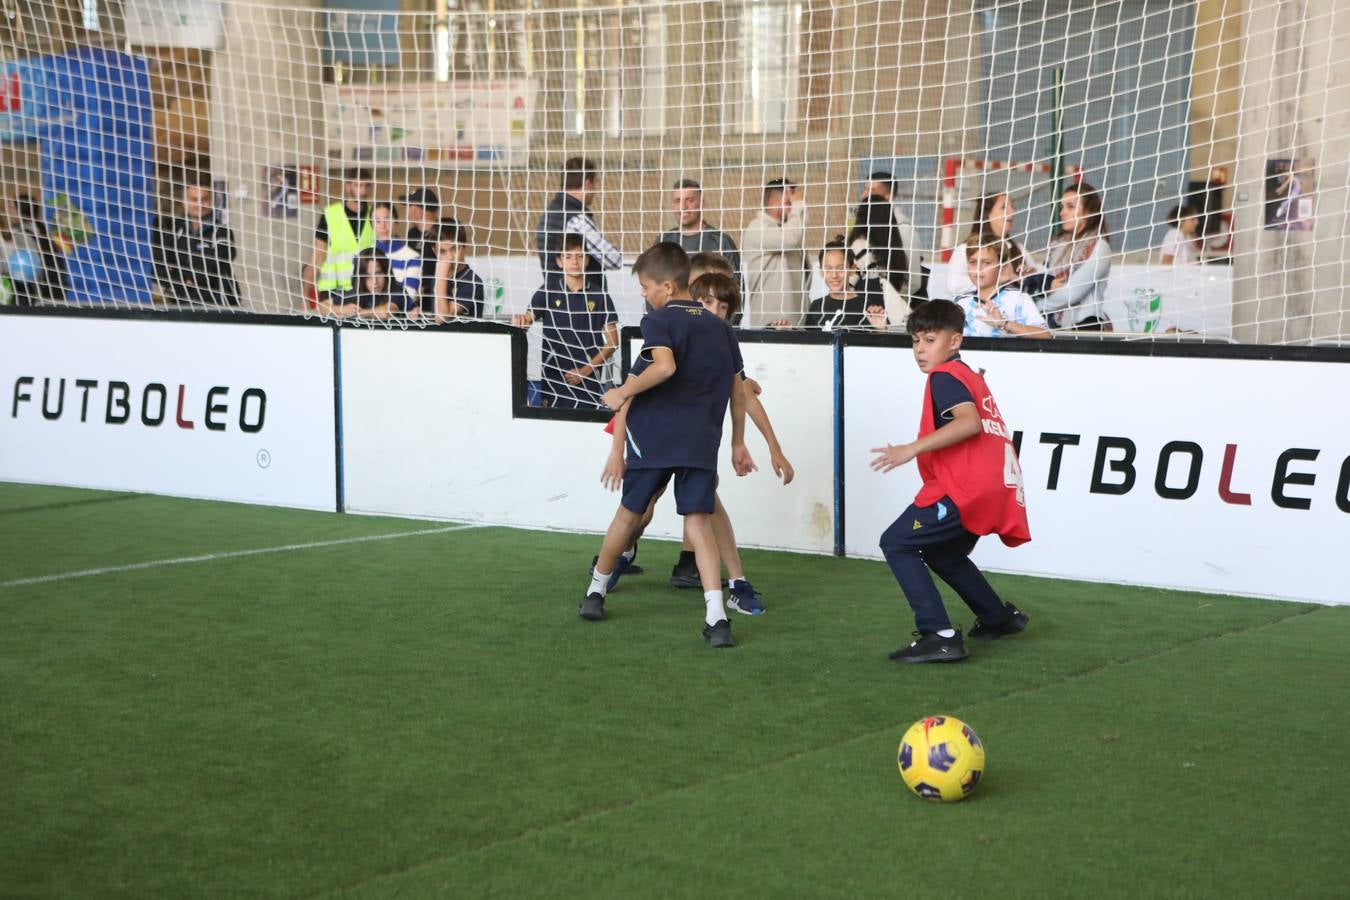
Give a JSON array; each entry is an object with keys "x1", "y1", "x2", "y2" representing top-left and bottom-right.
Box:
[{"x1": 621, "y1": 467, "x2": 716, "y2": 516}]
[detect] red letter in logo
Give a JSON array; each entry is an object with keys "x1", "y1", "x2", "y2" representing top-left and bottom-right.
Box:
[
  {"x1": 1218, "y1": 443, "x2": 1251, "y2": 505},
  {"x1": 175, "y1": 385, "x2": 196, "y2": 430}
]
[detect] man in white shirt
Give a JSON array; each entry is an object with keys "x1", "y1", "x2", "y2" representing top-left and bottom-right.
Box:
[{"x1": 741, "y1": 178, "x2": 809, "y2": 327}]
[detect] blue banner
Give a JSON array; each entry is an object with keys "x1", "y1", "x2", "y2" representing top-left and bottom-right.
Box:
[{"x1": 324, "y1": 0, "x2": 402, "y2": 67}]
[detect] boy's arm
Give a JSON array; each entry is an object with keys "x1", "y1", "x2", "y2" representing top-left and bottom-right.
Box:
[
  {"x1": 600, "y1": 402, "x2": 629, "y2": 491},
  {"x1": 870, "y1": 403, "x2": 981, "y2": 473},
  {"x1": 602, "y1": 347, "x2": 675, "y2": 412},
  {"x1": 745, "y1": 386, "x2": 793, "y2": 484},
  {"x1": 729, "y1": 372, "x2": 756, "y2": 476}
]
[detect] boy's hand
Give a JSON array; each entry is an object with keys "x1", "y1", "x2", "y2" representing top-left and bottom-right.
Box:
[
  {"x1": 564, "y1": 365, "x2": 592, "y2": 386},
  {"x1": 732, "y1": 443, "x2": 757, "y2": 477},
  {"x1": 600, "y1": 451, "x2": 625, "y2": 492},
  {"x1": 602, "y1": 388, "x2": 627, "y2": 412},
  {"x1": 865, "y1": 304, "x2": 887, "y2": 330},
  {"x1": 870, "y1": 443, "x2": 917, "y2": 473},
  {"x1": 510, "y1": 312, "x2": 533, "y2": 328},
  {"x1": 771, "y1": 450, "x2": 795, "y2": 485}
]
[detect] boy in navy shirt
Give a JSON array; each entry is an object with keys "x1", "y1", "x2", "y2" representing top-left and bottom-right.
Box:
[
  {"x1": 581, "y1": 243, "x2": 754, "y2": 648},
  {"x1": 430, "y1": 220, "x2": 485, "y2": 320},
  {"x1": 513, "y1": 233, "x2": 618, "y2": 408}
]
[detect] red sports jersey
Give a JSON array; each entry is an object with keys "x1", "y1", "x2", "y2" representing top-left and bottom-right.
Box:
[{"x1": 915, "y1": 360, "x2": 1031, "y2": 547}]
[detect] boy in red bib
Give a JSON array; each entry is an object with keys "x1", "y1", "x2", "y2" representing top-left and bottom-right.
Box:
[{"x1": 870, "y1": 299, "x2": 1032, "y2": 663}]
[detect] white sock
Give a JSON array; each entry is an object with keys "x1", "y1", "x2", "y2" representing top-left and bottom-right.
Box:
[
  {"x1": 620, "y1": 546, "x2": 636, "y2": 562},
  {"x1": 704, "y1": 590, "x2": 726, "y2": 626},
  {"x1": 588, "y1": 570, "x2": 610, "y2": 597},
  {"x1": 729, "y1": 577, "x2": 746, "y2": 590},
  {"x1": 936, "y1": 628, "x2": 957, "y2": 638}
]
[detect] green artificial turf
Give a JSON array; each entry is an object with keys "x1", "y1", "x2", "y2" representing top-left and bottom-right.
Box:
[{"x1": 1, "y1": 483, "x2": 1347, "y2": 898}]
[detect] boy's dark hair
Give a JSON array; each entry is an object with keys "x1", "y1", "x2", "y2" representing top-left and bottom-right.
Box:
[
  {"x1": 562, "y1": 157, "x2": 598, "y2": 192},
  {"x1": 1167, "y1": 204, "x2": 1199, "y2": 225},
  {"x1": 907, "y1": 298, "x2": 964, "y2": 335},
  {"x1": 672, "y1": 177, "x2": 701, "y2": 191},
  {"x1": 436, "y1": 218, "x2": 470, "y2": 245},
  {"x1": 689, "y1": 251, "x2": 734, "y2": 281},
  {"x1": 689, "y1": 272, "x2": 740, "y2": 320},
  {"x1": 343, "y1": 167, "x2": 373, "y2": 183},
  {"x1": 558, "y1": 232, "x2": 586, "y2": 255},
  {"x1": 371, "y1": 200, "x2": 395, "y2": 216},
  {"x1": 867, "y1": 170, "x2": 895, "y2": 192},
  {"x1": 763, "y1": 177, "x2": 791, "y2": 203},
  {"x1": 633, "y1": 241, "x2": 691, "y2": 289}
]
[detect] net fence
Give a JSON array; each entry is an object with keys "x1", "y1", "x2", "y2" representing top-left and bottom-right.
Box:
[{"x1": 1, "y1": 1, "x2": 1346, "y2": 402}]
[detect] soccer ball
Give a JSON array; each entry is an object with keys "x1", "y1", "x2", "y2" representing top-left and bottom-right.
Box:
[{"x1": 897, "y1": 715, "x2": 986, "y2": 802}]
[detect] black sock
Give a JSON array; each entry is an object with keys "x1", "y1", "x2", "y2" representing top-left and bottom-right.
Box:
[{"x1": 678, "y1": 550, "x2": 695, "y2": 565}]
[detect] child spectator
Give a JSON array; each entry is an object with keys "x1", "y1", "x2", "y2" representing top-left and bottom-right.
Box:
[
  {"x1": 154, "y1": 178, "x2": 239, "y2": 307},
  {"x1": 806, "y1": 236, "x2": 888, "y2": 331},
  {"x1": 954, "y1": 237, "x2": 1050, "y2": 339},
  {"x1": 512, "y1": 233, "x2": 619, "y2": 409},
  {"x1": 581, "y1": 242, "x2": 754, "y2": 648},
  {"x1": 1041, "y1": 181, "x2": 1113, "y2": 330},
  {"x1": 430, "y1": 219, "x2": 485, "y2": 321},
  {"x1": 947, "y1": 193, "x2": 1040, "y2": 299},
  {"x1": 4, "y1": 194, "x2": 67, "y2": 305},
  {"x1": 345, "y1": 248, "x2": 401, "y2": 321},
  {"x1": 371, "y1": 202, "x2": 422, "y2": 314},
  {"x1": 870, "y1": 299, "x2": 1032, "y2": 663},
  {"x1": 1160, "y1": 205, "x2": 1204, "y2": 266}
]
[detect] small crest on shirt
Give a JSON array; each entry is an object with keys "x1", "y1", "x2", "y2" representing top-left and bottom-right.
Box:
[
  {"x1": 553, "y1": 299, "x2": 561, "y2": 307},
  {"x1": 587, "y1": 300, "x2": 595, "y2": 311}
]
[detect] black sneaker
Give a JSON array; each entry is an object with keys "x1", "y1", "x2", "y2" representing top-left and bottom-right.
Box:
[
  {"x1": 578, "y1": 592, "x2": 605, "y2": 621},
  {"x1": 702, "y1": 619, "x2": 735, "y2": 648},
  {"x1": 670, "y1": 556, "x2": 701, "y2": 589},
  {"x1": 969, "y1": 603, "x2": 1029, "y2": 641},
  {"x1": 889, "y1": 630, "x2": 968, "y2": 663}
]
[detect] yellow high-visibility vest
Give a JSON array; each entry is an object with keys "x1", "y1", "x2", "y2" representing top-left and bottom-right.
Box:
[{"x1": 316, "y1": 202, "x2": 374, "y2": 293}]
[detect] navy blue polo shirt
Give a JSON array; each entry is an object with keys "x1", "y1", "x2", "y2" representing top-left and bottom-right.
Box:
[
  {"x1": 625, "y1": 299, "x2": 745, "y2": 471},
  {"x1": 929, "y1": 354, "x2": 975, "y2": 429},
  {"x1": 445, "y1": 264, "x2": 485, "y2": 317},
  {"x1": 529, "y1": 274, "x2": 617, "y2": 370}
]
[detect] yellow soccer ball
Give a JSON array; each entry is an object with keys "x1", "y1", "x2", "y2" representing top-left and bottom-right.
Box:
[{"x1": 897, "y1": 715, "x2": 986, "y2": 802}]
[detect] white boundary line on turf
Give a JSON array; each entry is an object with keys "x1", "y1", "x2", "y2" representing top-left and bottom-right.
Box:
[{"x1": 0, "y1": 524, "x2": 480, "y2": 589}]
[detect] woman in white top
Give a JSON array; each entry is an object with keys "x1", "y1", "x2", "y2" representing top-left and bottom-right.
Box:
[
  {"x1": 946, "y1": 193, "x2": 1040, "y2": 298},
  {"x1": 1159, "y1": 205, "x2": 1203, "y2": 266},
  {"x1": 955, "y1": 237, "x2": 1050, "y2": 339},
  {"x1": 1041, "y1": 181, "x2": 1113, "y2": 330}
]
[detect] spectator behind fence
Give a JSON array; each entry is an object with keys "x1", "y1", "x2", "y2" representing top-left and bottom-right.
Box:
[
  {"x1": 853, "y1": 171, "x2": 924, "y2": 308},
  {"x1": 153, "y1": 177, "x2": 239, "y2": 308},
  {"x1": 371, "y1": 202, "x2": 422, "y2": 314},
  {"x1": 803, "y1": 236, "x2": 887, "y2": 331},
  {"x1": 305, "y1": 168, "x2": 373, "y2": 308},
  {"x1": 399, "y1": 186, "x2": 440, "y2": 306},
  {"x1": 536, "y1": 156, "x2": 623, "y2": 276},
  {"x1": 658, "y1": 178, "x2": 742, "y2": 284},
  {"x1": 741, "y1": 177, "x2": 809, "y2": 327},
  {"x1": 690, "y1": 251, "x2": 735, "y2": 284},
  {"x1": 431, "y1": 219, "x2": 485, "y2": 321},
  {"x1": 1041, "y1": 181, "x2": 1113, "y2": 330},
  {"x1": 955, "y1": 236, "x2": 1049, "y2": 339},
  {"x1": 947, "y1": 193, "x2": 1041, "y2": 299},
  {"x1": 344, "y1": 248, "x2": 402, "y2": 321},
  {"x1": 514, "y1": 233, "x2": 619, "y2": 409},
  {"x1": 2, "y1": 194, "x2": 67, "y2": 306},
  {"x1": 1160, "y1": 205, "x2": 1203, "y2": 266}
]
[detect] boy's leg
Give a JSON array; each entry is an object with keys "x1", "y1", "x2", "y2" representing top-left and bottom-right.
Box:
[
  {"x1": 716, "y1": 495, "x2": 766, "y2": 616},
  {"x1": 878, "y1": 500, "x2": 969, "y2": 663},
  {"x1": 672, "y1": 469, "x2": 733, "y2": 648},
  {"x1": 581, "y1": 469, "x2": 670, "y2": 620},
  {"x1": 922, "y1": 539, "x2": 1027, "y2": 638}
]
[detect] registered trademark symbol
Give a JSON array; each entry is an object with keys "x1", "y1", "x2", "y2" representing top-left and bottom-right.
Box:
[{"x1": 256, "y1": 449, "x2": 272, "y2": 468}]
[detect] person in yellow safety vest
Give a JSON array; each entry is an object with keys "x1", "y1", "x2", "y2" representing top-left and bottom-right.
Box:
[{"x1": 304, "y1": 167, "x2": 374, "y2": 318}]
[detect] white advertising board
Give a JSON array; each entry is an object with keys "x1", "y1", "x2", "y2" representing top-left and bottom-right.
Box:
[
  {"x1": 325, "y1": 80, "x2": 538, "y2": 167},
  {"x1": 0, "y1": 315, "x2": 336, "y2": 511},
  {"x1": 340, "y1": 330, "x2": 835, "y2": 553},
  {"x1": 843, "y1": 344, "x2": 1348, "y2": 604}
]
